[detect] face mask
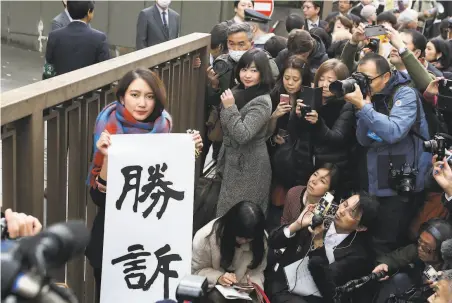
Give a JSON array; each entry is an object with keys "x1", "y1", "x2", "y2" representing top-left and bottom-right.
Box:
[
  {"x1": 157, "y1": 0, "x2": 171, "y2": 8},
  {"x1": 229, "y1": 50, "x2": 246, "y2": 62}
]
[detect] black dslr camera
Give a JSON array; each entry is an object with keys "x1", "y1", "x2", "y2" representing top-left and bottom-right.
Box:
[
  {"x1": 424, "y1": 134, "x2": 452, "y2": 160},
  {"x1": 366, "y1": 38, "x2": 380, "y2": 53},
  {"x1": 388, "y1": 162, "x2": 418, "y2": 196},
  {"x1": 329, "y1": 72, "x2": 371, "y2": 98},
  {"x1": 212, "y1": 56, "x2": 234, "y2": 77}
]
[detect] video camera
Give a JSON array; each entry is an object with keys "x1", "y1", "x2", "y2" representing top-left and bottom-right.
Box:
[
  {"x1": 1, "y1": 220, "x2": 89, "y2": 303},
  {"x1": 329, "y1": 72, "x2": 371, "y2": 99},
  {"x1": 212, "y1": 56, "x2": 234, "y2": 77}
]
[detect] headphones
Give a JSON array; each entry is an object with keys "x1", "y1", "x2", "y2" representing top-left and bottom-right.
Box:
[{"x1": 419, "y1": 218, "x2": 452, "y2": 253}]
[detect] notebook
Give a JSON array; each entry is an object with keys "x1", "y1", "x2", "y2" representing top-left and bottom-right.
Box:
[{"x1": 215, "y1": 285, "x2": 252, "y2": 301}]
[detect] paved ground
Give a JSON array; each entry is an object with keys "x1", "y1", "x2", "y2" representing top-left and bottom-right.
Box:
[{"x1": 1, "y1": 43, "x2": 44, "y2": 92}]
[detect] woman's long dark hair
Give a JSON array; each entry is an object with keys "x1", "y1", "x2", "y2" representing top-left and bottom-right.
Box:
[
  {"x1": 429, "y1": 38, "x2": 452, "y2": 70},
  {"x1": 210, "y1": 201, "x2": 266, "y2": 270},
  {"x1": 270, "y1": 55, "x2": 306, "y2": 109},
  {"x1": 235, "y1": 48, "x2": 274, "y2": 92}
]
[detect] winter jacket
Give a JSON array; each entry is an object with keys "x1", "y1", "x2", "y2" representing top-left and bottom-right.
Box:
[{"x1": 356, "y1": 71, "x2": 432, "y2": 197}]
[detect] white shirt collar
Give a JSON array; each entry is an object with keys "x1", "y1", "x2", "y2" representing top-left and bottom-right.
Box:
[
  {"x1": 156, "y1": 4, "x2": 168, "y2": 14},
  {"x1": 72, "y1": 20, "x2": 87, "y2": 24},
  {"x1": 65, "y1": 8, "x2": 73, "y2": 22},
  {"x1": 324, "y1": 223, "x2": 349, "y2": 264},
  {"x1": 308, "y1": 17, "x2": 320, "y2": 27},
  {"x1": 233, "y1": 15, "x2": 244, "y2": 24}
]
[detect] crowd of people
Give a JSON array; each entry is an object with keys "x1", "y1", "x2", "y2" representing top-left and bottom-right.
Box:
[
  {"x1": 192, "y1": 0, "x2": 452, "y2": 302},
  {"x1": 21, "y1": 0, "x2": 452, "y2": 302}
]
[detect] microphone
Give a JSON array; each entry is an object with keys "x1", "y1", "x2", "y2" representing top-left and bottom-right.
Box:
[
  {"x1": 1, "y1": 220, "x2": 89, "y2": 299},
  {"x1": 19, "y1": 220, "x2": 90, "y2": 275},
  {"x1": 336, "y1": 271, "x2": 386, "y2": 294},
  {"x1": 441, "y1": 239, "x2": 452, "y2": 268}
]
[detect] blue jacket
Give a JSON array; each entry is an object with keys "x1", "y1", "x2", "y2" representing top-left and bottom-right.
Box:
[{"x1": 356, "y1": 71, "x2": 432, "y2": 197}]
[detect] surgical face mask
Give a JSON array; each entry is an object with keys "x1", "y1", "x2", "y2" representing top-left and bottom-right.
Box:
[
  {"x1": 157, "y1": 0, "x2": 171, "y2": 8},
  {"x1": 229, "y1": 50, "x2": 246, "y2": 62}
]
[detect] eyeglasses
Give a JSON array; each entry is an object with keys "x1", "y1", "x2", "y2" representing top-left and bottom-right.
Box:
[
  {"x1": 365, "y1": 73, "x2": 385, "y2": 83},
  {"x1": 418, "y1": 238, "x2": 436, "y2": 254}
]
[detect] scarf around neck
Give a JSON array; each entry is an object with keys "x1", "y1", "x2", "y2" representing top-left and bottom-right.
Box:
[
  {"x1": 86, "y1": 101, "x2": 172, "y2": 187},
  {"x1": 232, "y1": 84, "x2": 269, "y2": 110}
]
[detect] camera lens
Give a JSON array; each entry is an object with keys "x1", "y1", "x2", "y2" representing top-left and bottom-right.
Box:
[
  {"x1": 212, "y1": 59, "x2": 229, "y2": 76},
  {"x1": 423, "y1": 140, "x2": 438, "y2": 152},
  {"x1": 399, "y1": 179, "x2": 414, "y2": 195},
  {"x1": 329, "y1": 78, "x2": 357, "y2": 98}
]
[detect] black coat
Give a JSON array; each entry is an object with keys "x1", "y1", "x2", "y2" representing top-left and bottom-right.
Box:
[
  {"x1": 266, "y1": 225, "x2": 372, "y2": 302},
  {"x1": 85, "y1": 187, "x2": 106, "y2": 269},
  {"x1": 45, "y1": 22, "x2": 110, "y2": 76},
  {"x1": 287, "y1": 100, "x2": 357, "y2": 187}
]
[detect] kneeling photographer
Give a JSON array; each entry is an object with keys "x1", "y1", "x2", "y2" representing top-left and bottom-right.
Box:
[
  {"x1": 372, "y1": 219, "x2": 452, "y2": 303},
  {"x1": 338, "y1": 51, "x2": 432, "y2": 256},
  {"x1": 265, "y1": 192, "x2": 378, "y2": 303}
]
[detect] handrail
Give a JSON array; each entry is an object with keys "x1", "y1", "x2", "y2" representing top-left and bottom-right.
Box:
[{"x1": 1, "y1": 32, "x2": 211, "y2": 126}]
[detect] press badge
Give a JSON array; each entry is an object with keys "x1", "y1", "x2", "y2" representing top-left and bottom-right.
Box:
[{"x1": 367, "y1": 131, "x2": 383, "y2": 142}]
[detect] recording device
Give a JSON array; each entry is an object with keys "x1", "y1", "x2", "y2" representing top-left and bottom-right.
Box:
[
  {"x1": 423, "y1": 265, "x2": 440, "y2": 282},
  {"x1": 1, "y1": 220, "x2": 90, "y2": 302},
  {"x1": 175, "y1": 275, "x2": 208, "y2": 303},
  {"x1": 329, "y1": 72, "x2": 371, "y2": 98},
  {"x1": 366, "y1": 38, "x2": 380, "y2": 53},
  {"x1": 300, "y1": 105, "x2": 312, "y2": 117},
  {"x1": 311, "y1": 192, "x2": 338, "y2": 230},
  {"x1": 388, "y1": 162, "x2": 418, "y2": 196},
  {"x1": 438, "y1": 79, "x2": 452, "y2": 113},
  {"x1": 335, "y1": 271, "x2": 386, "y2": 294},
  {"x1": 364, "y1": 25, "x2": 387, "y2": 37},
  {"x1": 423, "y1": 134, "x2": 452, "y2": 160},
  {"x1": 212, "y1": 56, "x2": 234, "y2": 77},
  {"x1": 441, "y1": 239, "x2": 452, "y2": 268},
  {"x1": 280, "y1": 94, "x2": 289, "y2": 105}
]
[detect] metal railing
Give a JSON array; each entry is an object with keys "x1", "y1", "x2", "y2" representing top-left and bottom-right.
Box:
[{"x1": 1, "y1": 32, "x2": 210, "y2": 303}]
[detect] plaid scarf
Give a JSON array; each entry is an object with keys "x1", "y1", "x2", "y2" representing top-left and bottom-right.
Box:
[{"x1": 87, "y1": 101, "x2": 172, "y2": 187}]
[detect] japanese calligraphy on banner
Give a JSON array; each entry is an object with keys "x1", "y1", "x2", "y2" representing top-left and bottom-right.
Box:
[{"x1": 101, "y1": 134, "x2": 195, "y2": 303}]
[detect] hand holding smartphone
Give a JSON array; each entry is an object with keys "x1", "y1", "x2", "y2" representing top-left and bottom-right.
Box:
[{"x1": 280, "y1": 94, "x2": 290, "y2": 105}]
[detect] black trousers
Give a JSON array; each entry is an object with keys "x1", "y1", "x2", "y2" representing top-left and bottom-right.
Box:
[
  {"x1": 370, "y1": 192, "x2": 424, "y2": 256},
  {"x1": 271, "y1": 291, "x2": 324, "y2": 303},
  {"x1": 93, "y1": 267, "x2": 102, "y2": 303},
  {"x1": 374, "y1": 268, "x2": 422, "y2": 303}
]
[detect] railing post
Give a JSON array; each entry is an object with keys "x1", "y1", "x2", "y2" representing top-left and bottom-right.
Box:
[{"x1": 15, "y1": 112, "x2": 44, "y2": 221}]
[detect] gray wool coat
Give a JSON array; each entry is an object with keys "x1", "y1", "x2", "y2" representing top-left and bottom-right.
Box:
[{"x1": 215, "y1": 94, "x2": 272, "y2": 217}]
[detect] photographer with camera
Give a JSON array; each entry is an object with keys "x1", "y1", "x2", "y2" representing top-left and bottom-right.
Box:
[
  {"x1": 372, "y1": 219, "x2": 452, "y2": 303},
  {"x1": 265, "y1": 192, "x2": 378, "y2": 303},
  {"x1": 339, "y1": 51, "x2": 432, "y2": 256}
]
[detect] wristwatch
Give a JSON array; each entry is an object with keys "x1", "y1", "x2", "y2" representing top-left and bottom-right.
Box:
[{"x1": 398, "y1": 47, "x2": 407, "y2": 55}]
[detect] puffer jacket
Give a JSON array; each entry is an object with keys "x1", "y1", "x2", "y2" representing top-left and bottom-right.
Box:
[
  {"x1": 286, "y1": 99, "x2": 357, "y2": 186},
  {"x1": 356, "y1": 71, "x2": 432, "y2": 197}
]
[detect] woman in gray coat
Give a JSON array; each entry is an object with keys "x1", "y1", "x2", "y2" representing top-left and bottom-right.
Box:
[{"x1": 216, "y1": 48, "x2": 274, "y2": 217}]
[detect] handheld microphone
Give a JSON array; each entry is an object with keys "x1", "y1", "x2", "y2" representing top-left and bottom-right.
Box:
[{"x1": 336, "y1": 271, "x2": 386, "y2": 294}]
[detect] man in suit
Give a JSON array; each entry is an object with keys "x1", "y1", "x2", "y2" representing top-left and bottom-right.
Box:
[
  {"x1": 136, "y1": 0, "x2": 180, "y2": 49},
  {"x1": 45, "y1": 1, "x2": 110, "y2": 76},
  {"x1": 50, "y1": 0, "x2": 71, "y2": 32},
  {"x1": 302, "y1": 1, "x2": 328, "y2": 31}
]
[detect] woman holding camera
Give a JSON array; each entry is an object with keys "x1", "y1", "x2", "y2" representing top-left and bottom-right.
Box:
[
  {"x1": 288, "y1": 59, "x2": 357, "y2": 192},
  {"x1": 85, "y1": 68, "x2": 203, "y2": 303},
  {"x1": 192, "y1": 201, "x2": 267, "y2": 303},
  {"x1": 215, "y1": 48, "x2": 274, "y2": 217}
]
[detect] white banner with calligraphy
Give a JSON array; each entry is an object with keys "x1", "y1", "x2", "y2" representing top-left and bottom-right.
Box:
[{"x1": 101, "y1": 134, "x2": 195, "y2": 303}]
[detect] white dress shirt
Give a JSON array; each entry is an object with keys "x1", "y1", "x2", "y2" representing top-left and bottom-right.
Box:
[
  {"x1": 324, "y1": 223, "x2": 349, "y2": 264},
  {"x1": 307, "y1": 18, "x2": 320, "y2": 30},
  {"x1": 65, "y1": 8, "x2": 73, "y2": 22},
  {"x1": 156, "y1": 5, "x2": 169, "y2": 27}
]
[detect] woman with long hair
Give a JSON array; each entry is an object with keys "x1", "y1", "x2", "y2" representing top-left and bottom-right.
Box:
[
  {"x1": 425, "y1": 38, "x2": 452, "y2": 72},
  {"x1": 192, "y1": 201, "x2": 267, "y2": 303},
  {"x1": 215, "y1": 48, "x2": 274, "y2": 217},
  {"x1": 85, "y1": 68, "x2": 203, "y2": 302}
]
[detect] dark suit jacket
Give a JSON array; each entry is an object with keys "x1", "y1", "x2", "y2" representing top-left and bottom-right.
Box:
[
  {"x1": 136, "y1": 5, "x2": 180, "y2": 49},
  {"x1": 266, "y1": 225, "x2": 372, "y2": 302},
  {"x1": 45, "y1": 21, "x2": 110, "y2": 76},
  {"x1": 50, "y1": 10, "x2": 71, "y2": 32},
  {"x1": 304, "y1": 19, "x2": 328, "y2": 31}
]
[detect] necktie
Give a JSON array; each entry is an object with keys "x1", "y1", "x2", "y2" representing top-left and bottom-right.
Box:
[
  {"x1": 162, "y1": 11, "x2": 169, "y2": 37},
  {"x1": 311, "y1": 23, "x2": 317, "y2": 28}
]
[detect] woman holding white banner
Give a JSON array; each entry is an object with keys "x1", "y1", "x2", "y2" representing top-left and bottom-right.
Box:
[
  {"x1": 216, "y1": 48, "x2": 274, "y2": 217},
  {"x1": 192, "y1": 201, "x2": 268, "y2": 302},
  {"x1": 85, "y1": 67, "x2": 203, "y2": 303}
]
